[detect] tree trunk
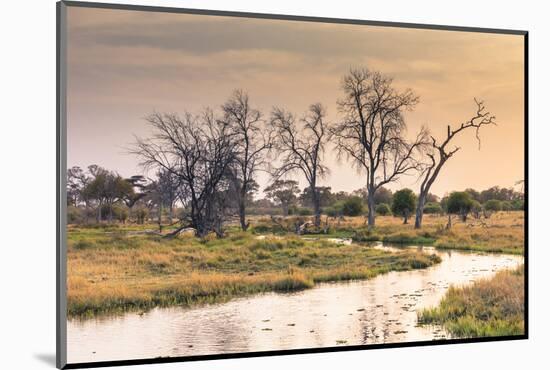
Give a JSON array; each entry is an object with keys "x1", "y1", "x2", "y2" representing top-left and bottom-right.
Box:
[
  {"x1": 367, "y1": 190, "x2": 376, "y2": 227},
  {"x1": 108, "y1": 203, "x2": 113, "y2": 224},
  {"x1": 238, "y1": 199, "x2": 249, "y2": 231},
  {"x1": 415, "y1": 193, "x2": 427, "y2": 229},
  {"x1": 168, "y1": 203, "x2": 173, "y2": 224},
  {"x1": 282, "y1": 204, "x2": 289, "y2": 216},
  {"x1": 312, "y1": 187, "x2": 321, "y2": 228},
  {"x1": 96, "y1": 202, "x2": 101, "y2": 223},
  {"x1": 84, "y1": 202, "x2": 90, "y2": 224},
  {"x1": 158, "y1": 202, "x2": 163, "y2": 233}
]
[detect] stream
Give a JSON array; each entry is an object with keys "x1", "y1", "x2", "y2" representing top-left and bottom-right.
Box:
[{"x1": 67, "y1": 243, "x2": 523, "y2": 364}]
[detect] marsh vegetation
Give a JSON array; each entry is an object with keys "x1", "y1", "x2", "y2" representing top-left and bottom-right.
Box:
[{"x1": 418, "y1": 265, "x2": 525, "y2": 337}]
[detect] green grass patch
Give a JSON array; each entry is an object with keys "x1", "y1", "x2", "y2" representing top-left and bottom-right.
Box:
[
  {"x1": 418, "y1": 266, "x2": 524, "y2": 337},
  {"x1": 67, "y1": 226, "x2": 442, "y2": 318}
]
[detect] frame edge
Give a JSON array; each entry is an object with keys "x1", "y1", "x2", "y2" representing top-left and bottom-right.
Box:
[{"x1": 57, "y1": 1, "x2": 68, "y2": 369}]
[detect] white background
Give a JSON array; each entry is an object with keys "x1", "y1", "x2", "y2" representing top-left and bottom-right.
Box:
[{"x1": 0, "y1": 0, "x2": 546, "y2": 369}]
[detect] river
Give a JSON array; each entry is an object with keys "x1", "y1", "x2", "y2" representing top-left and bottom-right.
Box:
[{"x1": 67, "y1": 244, "x2": 523, "y2": 364}]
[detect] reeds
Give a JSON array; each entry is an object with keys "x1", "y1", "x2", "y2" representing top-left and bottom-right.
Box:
[{"x1": 418, "y1": 266, "x2": 524, "y2": 337}]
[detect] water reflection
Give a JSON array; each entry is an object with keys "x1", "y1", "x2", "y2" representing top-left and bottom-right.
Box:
[{"x1": 68, "y1": 245, "x2": 523, "y2": 363}]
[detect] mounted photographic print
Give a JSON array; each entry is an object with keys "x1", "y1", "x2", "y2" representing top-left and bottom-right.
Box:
[{"x1": 56, "y1": 1, "x2": 528, "y2": 368}]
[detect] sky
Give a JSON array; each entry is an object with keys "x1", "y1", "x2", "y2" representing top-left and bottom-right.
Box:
[{"x1": 66, "y1": 6, "x2": 525, "y2": 198}]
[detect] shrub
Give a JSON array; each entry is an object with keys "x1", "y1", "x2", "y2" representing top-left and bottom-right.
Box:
[
  {"x1": 135, "y1": 207, "x2": 149, "y2": 224},
  {"x1": 501, "y1": 201, "x2": 513, "y2": 211},
  {"x1": 471, "y1": 200, "x2": 482, "y2": 219},
  {"x1": 511, "y1": 199, "x2": 524, "y2": 210},
  {"x1": 342, "y1": 197, "x2": 363, "y2": 216},
  {"x1": 289, "y1": 206, "x2": 313, "y2": 216},
  {"x1": 67, "y1": 205, "x2": 84, "y2": 224},
  {"x1": 484, "y1": 199, "x2": 502, "y2": 212},
  {"x1": 325, "y1": 202, "x2": 343, "y2": 217},
  {"x1": 376, "y1": 203, "x2": 392, "y2": 216},
  {"x1": 423, "y1": 202, "x2": 442, "y2": 214}
]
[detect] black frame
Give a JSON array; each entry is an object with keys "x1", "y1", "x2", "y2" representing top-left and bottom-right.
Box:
[{"x1": 56, "y1": 1, "x2": 529, "y2": 369}]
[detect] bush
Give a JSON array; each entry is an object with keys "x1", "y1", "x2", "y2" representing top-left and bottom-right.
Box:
[
  {"x1": 376, "y1": 203, "x2": 392, "y2": 216},
  {"x1": 325, "y1": 207, "x2": 339, "y2": 217},
  {"x1": 471, "y1": 200, "x2": 482, "y2": 218},
  {"x1": 67, "y1": 205, "x2": 84, "y2": 224},
  {"x1": 484, "y1": 199, "x2": 502, "y2": 212},
  {"x1": 392, "y1": 189, "x2": 417, "y2": 223},
  {"x1": 423, "y1": 202, "x2": 442, "y2": 214},
  {"x1": 113, "y1": 204, "x2": 129, "y2": 223},
  {"x1": 325, "y1": 201, "x2": 343, "y2": 217},
  {"x1": 501, "y1": 201, "x2": 513, "y2": 211},
  {"x1": 135, "y1": 207, "x2": 149, "y2": 224},
  {"x1": 511, "y1": 199, "x2": 524, "y2": 210},
  {"x1": 288, "y1": 206, "x2": 313, "y2": 216},
  {"x1": 342, "y1": 197, "x2": 364, "y2": 216}
]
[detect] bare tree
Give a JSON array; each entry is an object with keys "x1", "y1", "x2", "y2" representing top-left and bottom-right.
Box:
[
  {"x1": 222, "y1": 90, "x2": 272, "y2": 231},
  {"x1": 332, "y1": 68, "x2": 428, "y2": 227},
  {"x1": 132, "y1": 109, "x2": 236, "y2": 237},
  {"x1": 270, "y1": 103, "x2": 329, "y2": 227},
  {"x1": 414, "y1": 98, "x2": 496, "y2": 228}
]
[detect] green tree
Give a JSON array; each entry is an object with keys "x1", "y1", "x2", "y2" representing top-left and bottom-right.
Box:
[
  {"x1": 471, "y1": 200, "x2": 482, "y2": 219},
  {"x1": 83, "y1": 166, "x2": 133, "y2": 223},
  {"x1": 299, "y1": 186, "x2": 333, "y2": 208},
  {"x1": 423, "y1": 202, "x2": 443, "y2": 214},
  {"x1": 342, "y1": 196, "x2": 363, "y2": 216},
  {"x1": 501, "y1": 201, "x2": 513, "y2": 211},
  {"x1": 447, "y1": 191, "x2": 474, "y2": 223},
  {"x1": 264, "y1": 179, "x2": 300, "y2": 216},
  {"x1": 484, "y1": 199, "x2": 502, "y2": 212},
  {"x1": 464, "y1": 188, "x2": 482, "y2": 202},
  {"x1": 511, "y1": 199, "x2": 524, "y2": 210},
  {"x1": 391, "y1": 189, "x2": 417, "y2": 224}
]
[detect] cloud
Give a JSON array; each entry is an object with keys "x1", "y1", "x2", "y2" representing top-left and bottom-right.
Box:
[{"x1": 66, "y1": 6, "x2": 525, "y2": 195}]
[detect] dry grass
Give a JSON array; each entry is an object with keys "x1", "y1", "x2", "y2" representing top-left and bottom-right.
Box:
[
  {"x1": 67, "y1": 228, "x2": 440, "y2": 318},
  {"x1": 418, "y1": 265, "x2": 525, "y2": 337},
  {"x1": 252, "y1": 211, "x2": 524, "y2": 255},
  {"x1": 67, "y1": 211, "x2": 523, "y2": 318}
]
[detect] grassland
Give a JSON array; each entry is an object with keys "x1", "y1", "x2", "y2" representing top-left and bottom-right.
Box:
[
  {"x1": 67, "y1": 211, "x2": 523, "y2": 318},
  {"x1": 67, "y1": 226, "x2": 440, "y2": 318},
  {"x1": 418, "y1": 266, "x2": 525, "y2": 337},
  {"x1": 272, "y1": 211, "x2": 523, "y2": 255}
]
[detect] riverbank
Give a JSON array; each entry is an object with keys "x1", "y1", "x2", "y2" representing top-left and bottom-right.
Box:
[
  {"x1": 67, "y1": 229, "x2": 440, "y2": 318},
  {"x1": 67, "y1": 212, "x2": 523, "y2": 318},
  {"x1": 266, "y1": 211, "x2": 523, "y2": 255},
  {"x1": 418, "y1": 265, "x2": 525, "y2": 337},
  {"x1": 68, "y1": 246, "x2": 523, "y2": 362}
]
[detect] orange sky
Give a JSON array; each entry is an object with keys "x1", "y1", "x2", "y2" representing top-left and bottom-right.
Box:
[{"x1": 67, "y1": 6, "x2": 525, "y2": 197}]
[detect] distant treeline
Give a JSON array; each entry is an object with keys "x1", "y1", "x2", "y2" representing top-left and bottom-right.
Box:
[
  {"x1": 67, "y1": 163, "x2": 523, "y2": 228},
  {"x1": 67, "y1": 67, "x2": 521, "y2": 236}
]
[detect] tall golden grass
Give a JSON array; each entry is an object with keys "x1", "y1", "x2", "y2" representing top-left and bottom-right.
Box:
[
  {"x1": 67, "y1": 229, "x2": 440, "y2": 317},
  {"x1": 67, "y1": 211, "x2": 523, "y2": 318},
  {"x1": 418, "y1": 265, "x2": 524, "y2": 337}
]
